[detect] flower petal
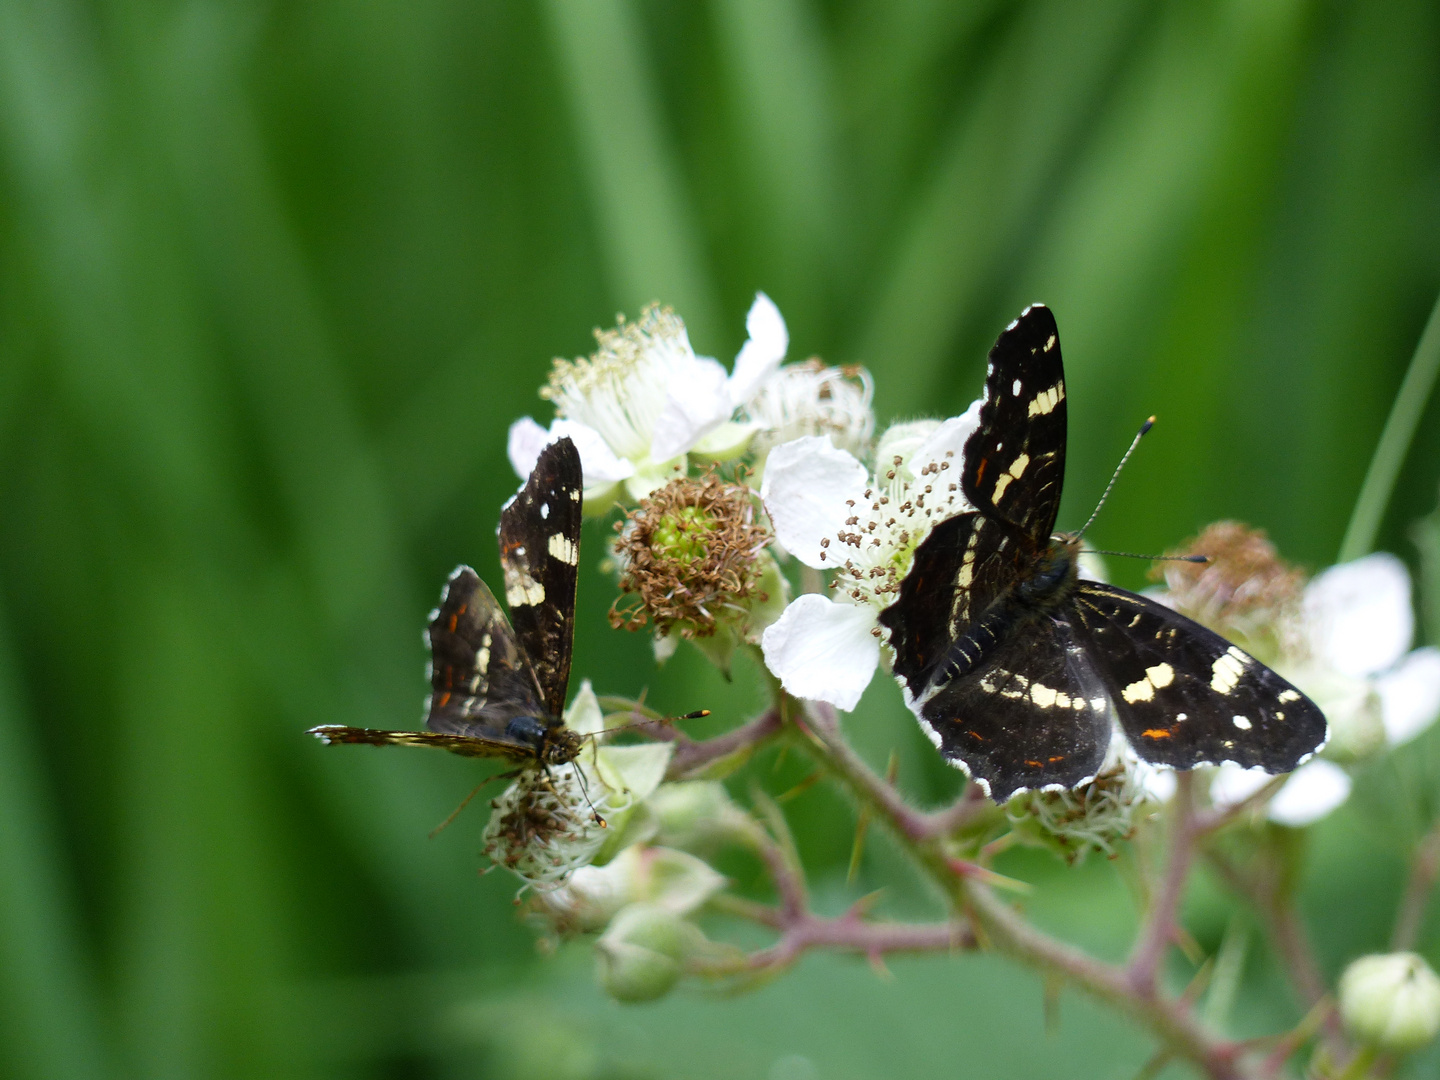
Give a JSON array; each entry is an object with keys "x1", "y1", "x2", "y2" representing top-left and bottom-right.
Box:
[
  {"x1": 508, "y1": 417, "x2": 634, "y2": 485},
  {"x1": 1267, "y1": 759, "x2": 1352, "y2": 827},
  {"x1": 760, "y1": 594, "x2": 879, "y2": 711},
  {"x1": 1304, "y1": 553, "x2": 1414, "y2": 678},
  {"x1": 729, "y1": 292, "x2": 788, "y2": 404},
  {"x1": 506, "y1": 416, "x2": 551, "y2": 479},
  {"x1": 760, "y1": 435, "x2": 867, "y2": 568},
  {"x1": 650, "y1": 356, "x2": 732, "y2": 461},
  {"x1": 1377, "y1": 646, "x2": 1440, "y2": 746},
  {"x1": 1209, "y1": 762, "x2": 1274, "y2": 809},
  {"x1": 595, "y1": 743, "x2": 674, "y2": 802},
  {"x1": 910, "y1": 399, "x2": 983, "y2": 481},
  {"x1": 564, "y1": 679, "x2": 605, "y2": 737}
]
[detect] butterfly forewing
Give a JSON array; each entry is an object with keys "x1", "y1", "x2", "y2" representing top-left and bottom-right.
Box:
[
  {"x1": 498, "y1": 437, "x2": 583, "y2": 719},
  {"x1": 1070, "y1": 584, "x2": 1328, "y2": 773},
  {"x1": 961, "y1": 304, "x2": 1067, "y2": 546},
  {"x1": 914, "y1": 613, "x2": 1114, "y2": 801}
]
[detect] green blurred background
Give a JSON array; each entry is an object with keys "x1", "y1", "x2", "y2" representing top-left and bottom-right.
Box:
[{"x1": 3, "y1": 1, "x2": 1440, "y2": 1077}]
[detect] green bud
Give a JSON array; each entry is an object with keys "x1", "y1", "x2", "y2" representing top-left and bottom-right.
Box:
[
  {"x1": 650, "y1": 781, "x2": 748, "y2": 852},
  {"x1": 594, "y1": 903, "x2": 686, "y2": 1003},
  {"x1": 1340, "y1": 952, "x2": 1440, "y2": 1054}
]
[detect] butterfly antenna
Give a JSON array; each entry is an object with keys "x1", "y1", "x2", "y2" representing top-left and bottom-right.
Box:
[
  {"x1": 591, "y1": 709, "x2": 710, "y2": 741},
  {"x1": 566, "y1": 756, "x2": 607, "y2": 828},
  {"x1": 1085, "y1": 549, "x2": 1209, "y2": 564},
  {"x1": 1076, "y1": 416, "x2": 1154, "y2": 541}
]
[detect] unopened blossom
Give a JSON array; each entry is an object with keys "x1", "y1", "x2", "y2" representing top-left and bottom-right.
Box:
[
  {"x1": 534, "y1": 843, "x2": 727, "y2": 934},
  {"x1": 509, "y1": 295, "x2": 789, "y2": 506},
  {"x1": 759, "y1": 408, "x2": 981, "y2": 710},
  {"x1": 482, "y1": 682, "x2": 673, "y2": 891},
  {"x1": 1340, "y1": 952, "x2": 1440, "y2": 1054}
]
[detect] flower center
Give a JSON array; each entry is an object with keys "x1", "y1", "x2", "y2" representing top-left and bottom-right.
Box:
[{"x1": 824, "y1": 450, "x2": 965, "y2": 613}]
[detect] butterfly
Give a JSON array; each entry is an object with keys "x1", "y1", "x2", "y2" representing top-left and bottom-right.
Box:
[
  {"x1": 877, "y1": 305, "x2": 1327, "y2": 802},
  {"x1": 309, "y1": 437, "x2": 586, "y2": 768}
]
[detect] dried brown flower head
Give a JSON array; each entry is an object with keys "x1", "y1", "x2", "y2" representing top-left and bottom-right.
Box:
[
  {"x1": 610, "y1": 470, "x2": 770, "y2": 637},
  {"x1": 1150, "y1": 521, "x2": 1306, "y2": 660}
]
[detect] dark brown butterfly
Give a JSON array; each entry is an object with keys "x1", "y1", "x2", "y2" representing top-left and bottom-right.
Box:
[
  {"x1": 309, "y1": 438, "x2": 585, "y2": 767},
  {"x1": 878, "y1": 305, "x2": 1327, "y2": 802}
]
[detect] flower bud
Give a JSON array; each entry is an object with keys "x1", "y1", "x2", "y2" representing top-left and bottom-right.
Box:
[
  {"x1": 649, "y1": 781, "x2": 750, "y2": 850},
  {"x1": 594, "y1": 903, "x2": 687, "y2": 1002},
  {"x1": 1340, "y1": 952, "x2": 1440, "y2": 1054}
]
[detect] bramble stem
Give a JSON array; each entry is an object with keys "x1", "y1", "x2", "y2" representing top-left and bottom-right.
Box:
[
  {"x1": 1391, "y1": 816, "x2": 1440, "y2": 951},
  {"x1": 793, "y1": 698, "x2": 1260, "y2": 1080},
  {"x1": 1127, "y1": 772, "x2": 1198, "y2": 995}
]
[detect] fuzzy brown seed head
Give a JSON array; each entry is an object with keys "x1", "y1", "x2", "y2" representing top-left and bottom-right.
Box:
[
  {"x1": 1151, "y1": 521, "x2": 1306, "y2": 658},
  {"x1": 609, "y1": 469, "x2": 770, "y2": 637}
]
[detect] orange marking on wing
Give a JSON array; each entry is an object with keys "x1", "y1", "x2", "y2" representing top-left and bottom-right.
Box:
[
  {"x1": 1141, "y1": 728, "x2": 1172, "y2": 740},
  {"x1": 975, "y1": 457, "x2": 989, "y2": 483},
  {"x1": 1024, "y1": 759, "x2": 1043, "y2": 768},
  {"x1": 966, "y1": 730, "x2": 987, "y2": 742},
  {"x1": 448, "y1": 614, "x2": 459, "y2": 632},
  {"x1": 438, "y1": 692, "x2": 451, "y2": 708},
  {"x1": 1048, "y1": 756, "x2": 1064, "y2": 763}
]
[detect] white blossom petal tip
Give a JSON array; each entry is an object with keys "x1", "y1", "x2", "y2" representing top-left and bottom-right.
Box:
[
  {"x1": 507, "y1": 417, "x2": 551, "y2": 479},
  {"x1": 760, "y1": 436, "x2": 867, "y2": 568},
  {"x1": 730, "y1": 292, "x2": 789, "y2": 404},
  {"x1": 760, "y1": 593, "x2": 880, "y2": 711}
]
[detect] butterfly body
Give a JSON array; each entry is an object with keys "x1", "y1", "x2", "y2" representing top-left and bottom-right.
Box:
[
  {"x1": 879, "y1": 306, "x2": 1327, "y2": 802},
  {"x1": 309, "y1": 438, "x2": 587, "y2": 768}
]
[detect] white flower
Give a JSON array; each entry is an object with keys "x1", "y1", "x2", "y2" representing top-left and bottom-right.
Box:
[
  {"x1": 509, "y1": 297, "x2": 788, "y2": 505},
  {"x1": 482, "y1": 681, "x2": 673, "y2": 890},
  {"x1": 743, "y1": 360, "x2": 875, "y2": 466},
  {"x1": 1209, "y1": 759, "x2": 1352, "y2": 828},
  {"x1": 758, "y1": 407, "x2": 981, "y2": 710},
  {"x1": 1288, "y1": 554, "x2": 1440, "y2": 757},
  {"x1": 535, "y1": 843, "x2": 726, "y2": 933}
]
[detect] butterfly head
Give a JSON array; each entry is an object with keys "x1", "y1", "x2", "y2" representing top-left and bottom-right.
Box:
[
  {"x1": 1018, "y1": 533, "x2": 1083, "y2": 609},
  {"x1": 503, "y1": 714, "x2": 584, "y2": 766}
]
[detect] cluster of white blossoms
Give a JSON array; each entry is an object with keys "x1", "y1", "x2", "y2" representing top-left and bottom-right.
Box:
[
  {"x1": 491, "y1": 292, "x2": 1440, "y2": 940},
  {"x1": 508, "y1": 293, "x2": 873, "y2": 508}
]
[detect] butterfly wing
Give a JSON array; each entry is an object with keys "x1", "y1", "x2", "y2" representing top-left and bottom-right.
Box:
[
  {"x1": 306, "y1": 565, "x2": 552, "y2": 758},
  {"x1": 962, "y1": 303, "x2": 1067, "y2": 546},
  {"x1": 879, "y1": 511, "x2": 1027, "y2": 694},
  {"x1": 913, "y1": 612, "x2": 1115, "y2": 801},
  {"x1": 426, "y1": 565, "x2": 548, "y2": 738},
  {"x1": 498, "y1": 436, "x2": 583, "y2": 719},
  {"x1": 307, "y1": 725, "x2": 535, "y2": 759},
  {"x1": 1069, "y1": 583, "x2": 1328, "y2": 772}
]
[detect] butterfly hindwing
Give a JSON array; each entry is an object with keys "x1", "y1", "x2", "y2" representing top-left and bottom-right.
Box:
[
  {"x1": 914, "y1": 612, "x2": 1115, "y2": 801},
  {"x1": 498, "y1": 437, "x2": 583, "y2": 719},
  {"x1": 425, "y1": 565, "x2": 547, "y2": 739},
  {"x1": 1069, "y1": 583, "x2": 1328, "y2": 773},
  {"x1": 962, "y1": 303, "x2": 1067, "y2": 546}
]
